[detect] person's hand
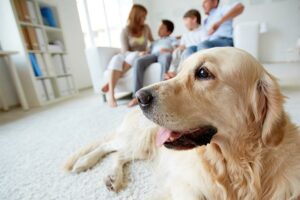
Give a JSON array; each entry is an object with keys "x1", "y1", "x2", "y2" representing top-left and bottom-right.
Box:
[
  {"x1": 164, "y1": 72, "x2": 176, "y2": 80},
  {"x1": 160, "y1": 48, "x2": 172, "y2": 54},
  {"x1": 208, "y1": 20, "x2": 222, "y2": 35},
  {"x1": 163, "y1": 73, "x2": 171, "y2": 80},
  {"x1": 176, "y1": 45, "x2": 185, "y2": 51},
  {"x1": 139, "y1": 51, "x2": 148, "y2": 56}
]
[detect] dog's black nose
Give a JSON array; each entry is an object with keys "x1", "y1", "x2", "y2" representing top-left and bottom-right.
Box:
[{"x1": 136, "y1": 90, "x2": 153, "y2": 107}]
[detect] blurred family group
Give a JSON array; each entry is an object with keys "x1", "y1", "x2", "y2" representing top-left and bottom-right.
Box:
[{"x1": 101, "y1": 0, "x2": 244, "y2": 107}]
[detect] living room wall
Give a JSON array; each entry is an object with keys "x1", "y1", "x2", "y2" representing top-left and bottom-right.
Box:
[
  {"x1": 53, "y1": 0, "x2": 92, "y2": 90},
  {"x1": 135, "y1": 0, "x2": 300, "y2": 63}
]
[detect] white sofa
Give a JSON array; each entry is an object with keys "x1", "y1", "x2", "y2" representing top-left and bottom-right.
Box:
[
  {"x1": 85, "y1": 47, "x2": 162, "y2": 100},
  {"x1": 85, "y1": 22, "x2": 261, "y2": 100}
]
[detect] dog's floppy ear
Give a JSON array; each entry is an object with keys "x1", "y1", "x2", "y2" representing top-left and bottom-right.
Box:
[{"x1": 251, "y1": 71, "x2": 285, "y2": 147}]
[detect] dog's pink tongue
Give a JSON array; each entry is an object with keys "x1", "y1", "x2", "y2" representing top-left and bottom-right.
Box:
[{"x1": 156, "y1": 128, "x2": 172, "y2": 147}]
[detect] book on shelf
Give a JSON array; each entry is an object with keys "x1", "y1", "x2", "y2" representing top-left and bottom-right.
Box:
[
  {"x1": 29, "y1": 53, "x2": 42, "y2": 76},
  {"x1": 36, "y1": 80, "x2": 48, "y2": 102},
  {"x1": 21, "y1": 27, "x2": 31, "y2": 49},
  {"x1": 35, "y1": 28, "x2": 46, "y2": 51},
  {"x1": 40, "y1": 7, "x2": 57, "y2": 27},
  {"x1": 26, "y1": 0, "x2": 38, "y2": 24},
  {"x1": 42, "y1": 55, "x2": 56, "y2": 76},
  {"x1": 26, "y1": 27, "x2": 39, "y2": 50},
  {"x1": 35, "y1": 54, "x2": 48, "y2": 76},
  {"x1": 14, "y1": 0, "x2": 31, "y2": 22},
  {"x1": 44, "y1": 79, "x2": 55, "y2": 100},
  {"x1": 13, "y1": 0, "x2": 25, "y2": 21},
  {"x1": 51, "y1": 54, "x2": 67, "y2": 75},
  {"x1": 19, "y1": 0, "x2": 31, "y2": 22}
]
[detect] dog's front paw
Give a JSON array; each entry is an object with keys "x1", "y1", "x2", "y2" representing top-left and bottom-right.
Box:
[
  {"x1": 104, "y1": 174, "x2": 124, "y2": 192},
  {"x1": 72, "y1": 156, "x2": 96, "y2": 173},
  {"x1": 63, "y1": 159, "x2": 75, "y2": 172}
]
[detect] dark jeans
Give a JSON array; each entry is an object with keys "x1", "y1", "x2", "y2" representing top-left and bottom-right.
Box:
[
  {"x1": 133, "y1": 53, "x2": 172, "y2": 93},
  {"x1": 182, "y1": 37, "x2": 234, "y2": 60}
]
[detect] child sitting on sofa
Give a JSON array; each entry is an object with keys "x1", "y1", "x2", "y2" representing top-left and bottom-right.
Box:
[
  {"x1": 128, "y1": 19, "x2": 177, "y2": 107},
  {"x1": 164, "y1": 9, "x2": 207, "y2": 80}
]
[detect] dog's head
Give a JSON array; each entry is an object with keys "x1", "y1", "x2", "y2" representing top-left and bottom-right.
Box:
[{"x1": 136, "y1": 47, "x2": 285, "y2": 150}]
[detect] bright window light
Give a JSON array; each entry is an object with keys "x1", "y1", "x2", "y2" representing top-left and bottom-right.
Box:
[{"x1": 76, "y1": 0, "x2": 132, "y2": 48}]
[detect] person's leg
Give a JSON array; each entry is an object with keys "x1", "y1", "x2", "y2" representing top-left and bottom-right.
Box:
[
  {"x1": 124, "y1": 51, "x2": 139, "y2": 71},
  {"x1": 133, "y1": 54, "x2": 157, "y2": 93},
  {"x1": 157, "y1": 53, "x2": 172, "y2": 80},
  {"x1": 197, "y1": 40, "x2": 214, "y2": 51},
  {"x1": 169, "y1": 48, "x2": 181, "y2": 73},
  {"x1": 102, "y1": 62, "x2": 131, "y2": 93},
  {"x1": 197, "y1": 38, "x2": 234, "y2": 51},
  {"x1": 101, "y1": 54, "x2": 124, "y2": 93},
  {"x1": 105, "y1": 54, "x2": 126, "y2": 107},
  {"x1": 181, "y1": 46, "x2": 197, "y2": 60},
  {"x1": 103, "y1": 52, "x2": 140, "y2": 107},
  {"x1": 211, "y1": 37, "x2": 233, "y2": 47},
  {"x1": 122, "y1": 62, "x2": 131, "y2": 75},
  {"x1": 108, "y1": 70, "x2": 122, "y2": 107},
  {"x1": 129, "y1": 54, "x2": 157, "y2": 107}
]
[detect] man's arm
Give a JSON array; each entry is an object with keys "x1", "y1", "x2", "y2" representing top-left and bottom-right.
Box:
[
  {"x1": 208, "y1": 3, "x2": 244, "y2": 35},
  {"x1": 220, "y1": 3, "x2": 244, "y2": 24}
]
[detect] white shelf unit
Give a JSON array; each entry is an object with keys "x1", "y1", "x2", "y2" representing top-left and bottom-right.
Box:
[{"x1": 0, "y1": 0, "x2": 78, "y2": 108}]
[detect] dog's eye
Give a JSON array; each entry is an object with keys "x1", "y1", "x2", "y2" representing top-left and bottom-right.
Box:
[{"x1": 196, "y1": 67, "x2": 214, "y2": 80}]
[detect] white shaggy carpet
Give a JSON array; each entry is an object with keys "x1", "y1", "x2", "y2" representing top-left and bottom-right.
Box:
[
  {"x1": 0, "y1": 90, "x2": 156, "y2": 200},
  {"x1": 0, "y1": 88, "x2": 300, "y2": 200}
]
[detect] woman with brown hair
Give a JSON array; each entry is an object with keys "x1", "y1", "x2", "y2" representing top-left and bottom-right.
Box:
[{"x1": 102, "y1": 4, "x2": 154, "y2": 107}]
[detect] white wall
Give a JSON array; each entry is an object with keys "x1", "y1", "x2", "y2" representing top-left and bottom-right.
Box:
[
  {"x1": 134, "y1": 0, "x2": 300, "y2": 62},
  {"x1": 234, "y1": 0, "x2": 300, "y2": 62},
  {"x1": 52, "y1": 0, "x2": 92, "y2": 90}
]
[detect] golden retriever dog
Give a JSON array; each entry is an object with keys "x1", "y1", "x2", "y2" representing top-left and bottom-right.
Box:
[
  {"x1": 64, "y1": 109, "x2": 158, "y2": 192},
  {"x1": 64, "y1": 47, "x2": 300, "y2": 200}
]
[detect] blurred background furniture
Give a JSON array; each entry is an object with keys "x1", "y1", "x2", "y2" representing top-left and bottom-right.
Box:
[
  {"x1": 85, "y1": 47, "x2": 161, "y2": 101},
  {"x1": 234, "y1": 21, "x2": 260, "y2": 59},
  {"x1": 0, "y1": 51, "x2": 28, "y2": 110},
  {"x1": 0, "y1": 0, "x2": 78, "y2": 110}
]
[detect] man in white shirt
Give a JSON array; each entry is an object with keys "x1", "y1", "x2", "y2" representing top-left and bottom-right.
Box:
[
  {"x1": 182, "y1": 0, "x2": 244, "y2": 59},
  {"x1": 198, "y1": 0, "x2": 244, "y2": 50}
]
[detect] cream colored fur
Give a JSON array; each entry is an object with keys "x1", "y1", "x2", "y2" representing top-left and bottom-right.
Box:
[{"x1": 64, "y1": 47, "x2": 300, "y2": 200}]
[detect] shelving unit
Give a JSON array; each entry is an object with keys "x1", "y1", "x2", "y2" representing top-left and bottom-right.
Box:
[{"x1": 0, "y1": 0, "x2": 78, "y2": 109}]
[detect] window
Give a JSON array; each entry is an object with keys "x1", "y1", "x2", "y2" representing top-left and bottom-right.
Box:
[{"x1": 76, "y1": 0, "x2": 133, "y2": 48}]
